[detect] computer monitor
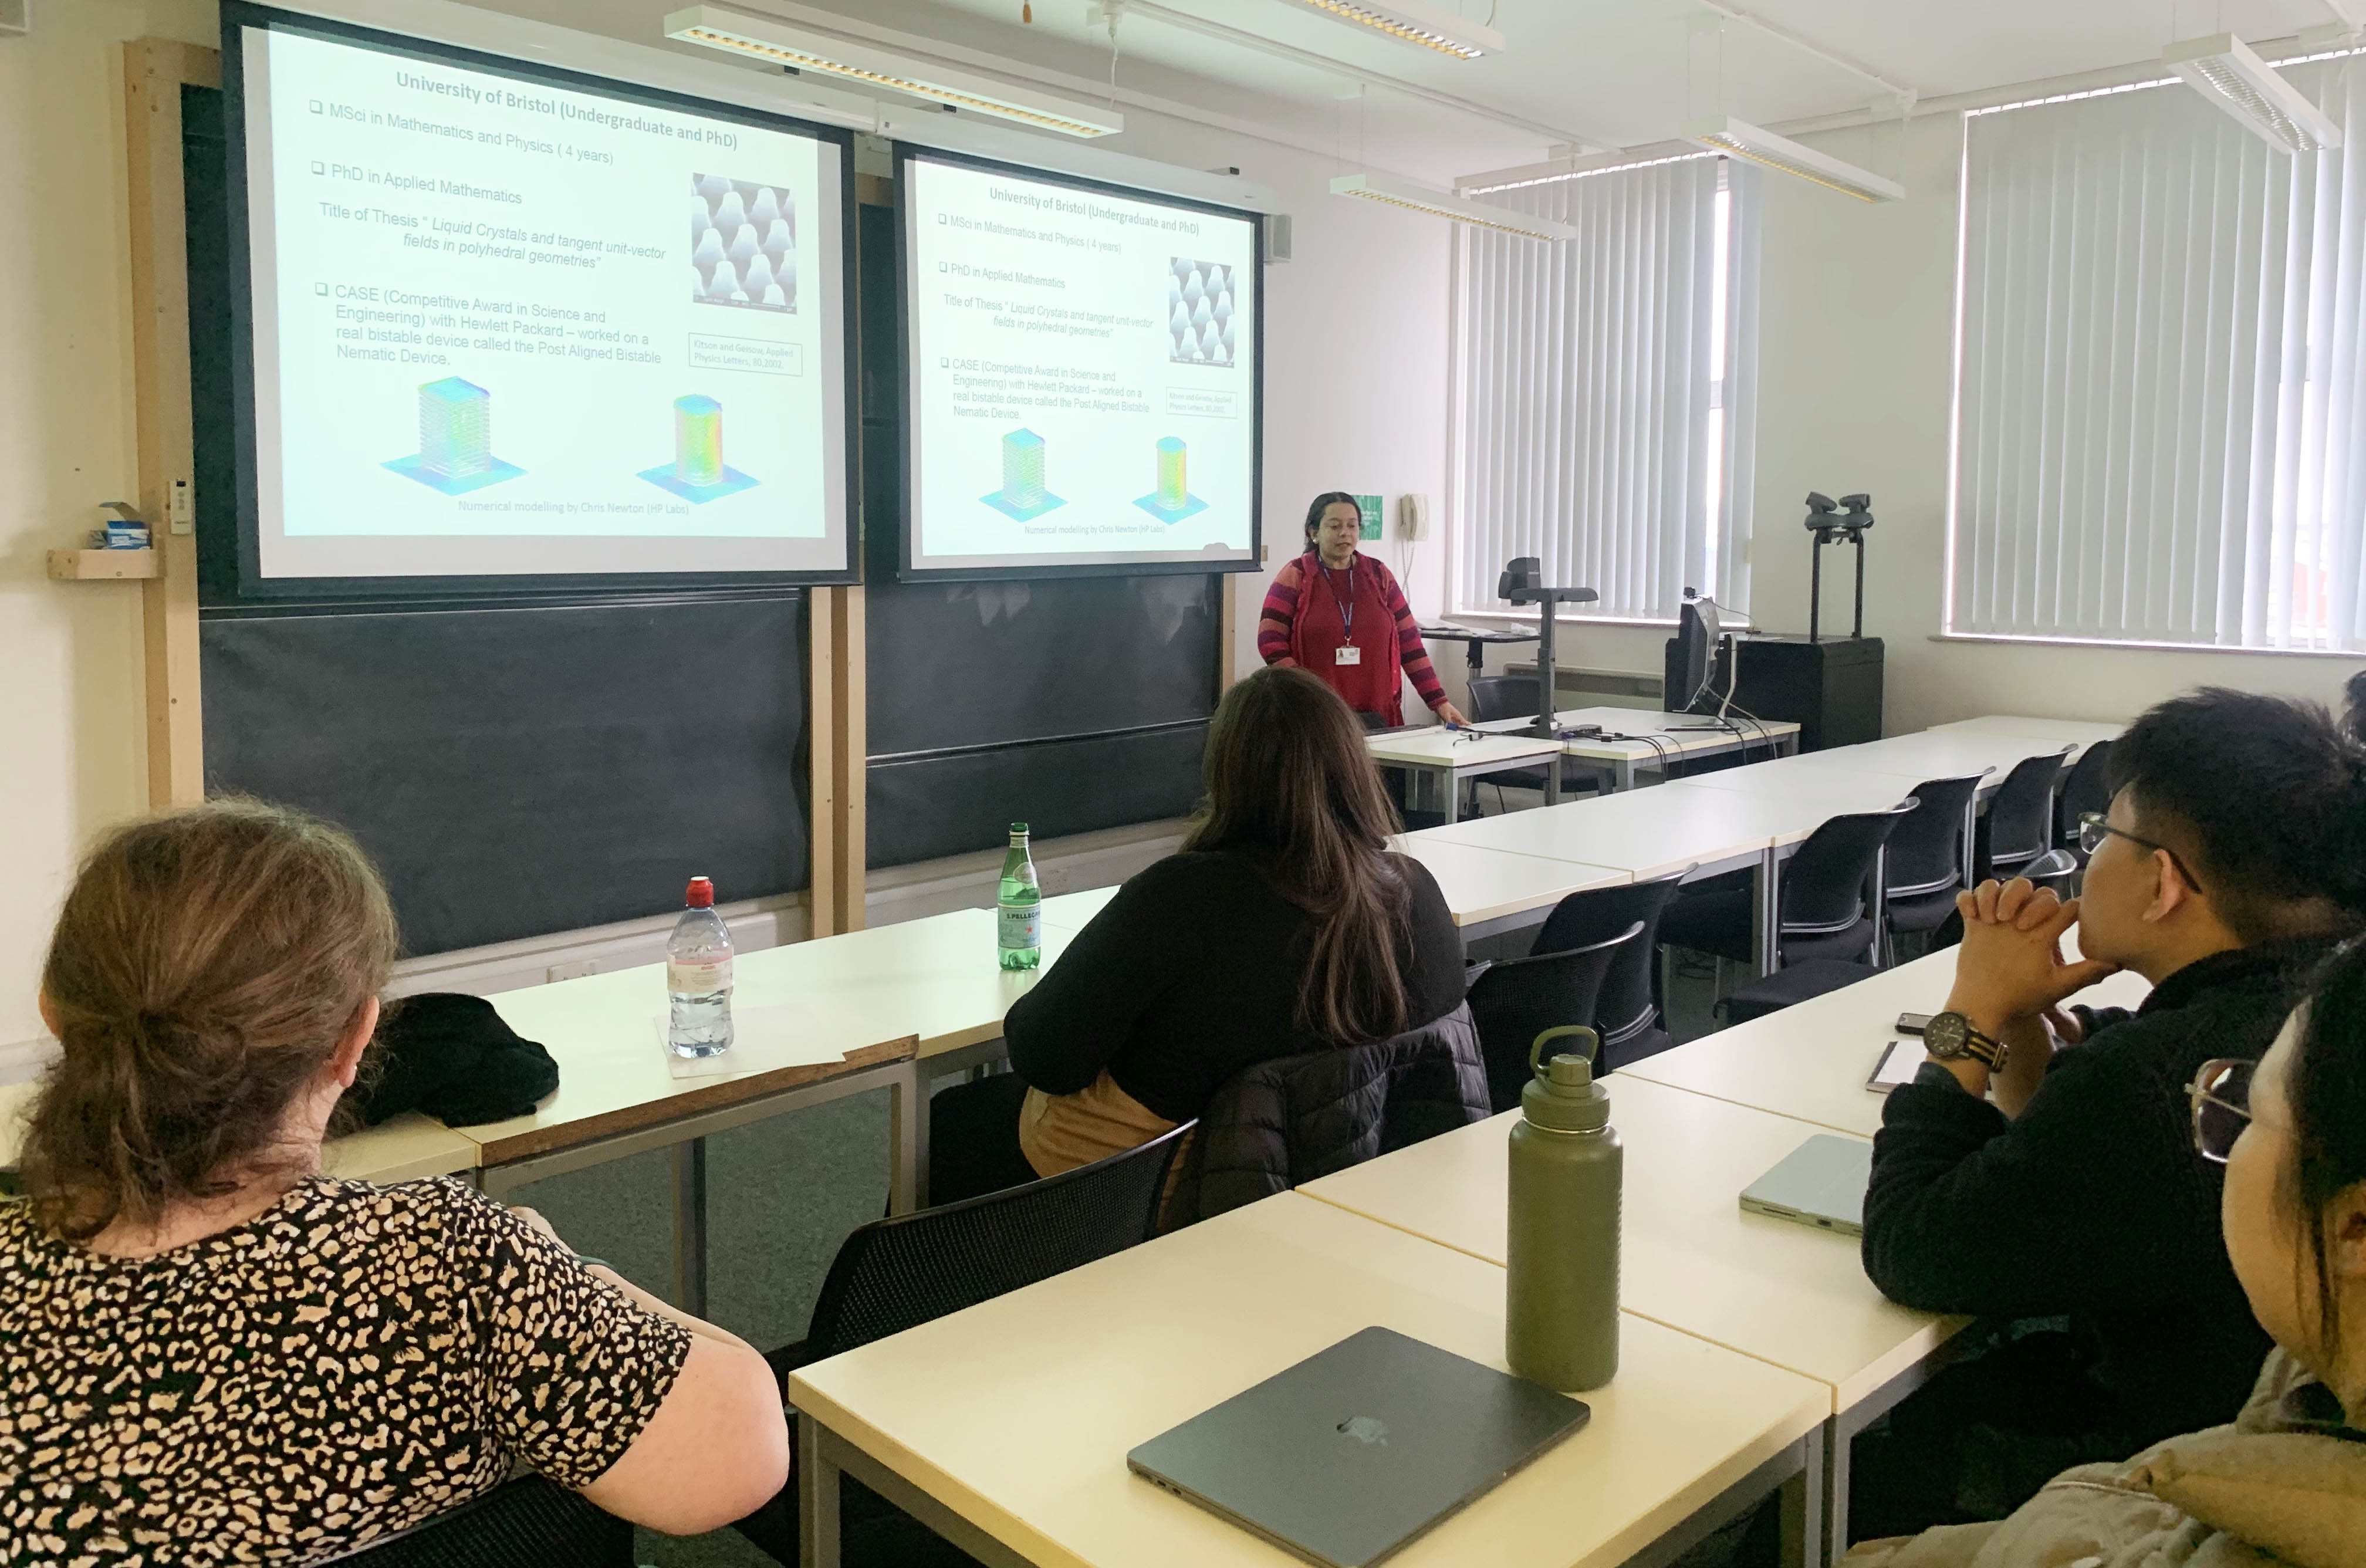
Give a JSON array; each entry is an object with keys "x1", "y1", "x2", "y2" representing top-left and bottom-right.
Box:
[{"x1": 1674, "y1": 595, "x2": 1722, "y2": 712}]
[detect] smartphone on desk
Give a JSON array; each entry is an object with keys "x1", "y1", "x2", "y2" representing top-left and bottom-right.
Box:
[
  {"x1": 1868, "y1": 1039, "x2": 1927, "y2": 1093},
  {"x1": 1895, "y1": 1012, "x2": 1932, "y2": 1036}
]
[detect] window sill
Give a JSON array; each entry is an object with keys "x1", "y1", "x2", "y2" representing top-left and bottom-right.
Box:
[
  {"x1": 1450, "y1": 609, "x2": 1755, "y2": 632},
  {"x1": 1931, "y1": 632, "x2": 2360, "y2": 660}
]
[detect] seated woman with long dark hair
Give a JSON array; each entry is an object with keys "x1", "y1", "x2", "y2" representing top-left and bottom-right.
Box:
[
  {"x1": 0, "y1": 800, "x2": 788, "y2": 1561},
  {"x1": 930, "y1": 665, "x2": 1468, "y2": 1201}
]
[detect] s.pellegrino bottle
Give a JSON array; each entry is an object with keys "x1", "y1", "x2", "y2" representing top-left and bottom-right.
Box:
[
  {"x1": 1506, "y1": 1026, "x2": 1621, "y2": 1391},
  {"x1": 997, "y1": 823, "x2": 1041, "y2": 971},
  {"x1": 666, "y1": 875, "x2": 734, "y2": 1058}
]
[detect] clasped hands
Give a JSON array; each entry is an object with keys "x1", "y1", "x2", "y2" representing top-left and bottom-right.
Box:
[{"x1": 1936, "y1": 879, "x2": 2121, "y2": 1109}]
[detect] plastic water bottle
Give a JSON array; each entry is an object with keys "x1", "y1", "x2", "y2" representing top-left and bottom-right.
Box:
[
  {"x1": 997, "y1": 823, "x2": 1041, "y2": 971},
  {"x1": 1506, "y1": 1026, "x2": 1621, "y2": 1391},
  {"x1": 667, "y1": 875, "x2": 734, "y2": 1057}
]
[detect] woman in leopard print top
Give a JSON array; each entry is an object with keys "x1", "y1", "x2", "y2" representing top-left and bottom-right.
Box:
[{"x1": 0, "y1": 802, "x2": 789, "y2": 1564}]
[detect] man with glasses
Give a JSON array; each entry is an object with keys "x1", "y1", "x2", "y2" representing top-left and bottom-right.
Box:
[{"x1": 1852, "y1": 687, "x2": 2366, "y2": 1539}]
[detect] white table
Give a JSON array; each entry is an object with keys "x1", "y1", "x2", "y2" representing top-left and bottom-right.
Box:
[
  {"x1": 1618, "y1": 943, "x2": 2151, "y2": 1140},
  {"x1": 1792, "y1": 731, "x2": 2076, "y2": 788},
  {"x1": 1927, "y1": 714, "x2": 2122, "y2": 758},
  {"x1": 1475, "y1": 708, "x2": 1803, "y2": 791},
  {"x1": 789, "y1": 1192, "x2": 1832, "y2": 1568},
  {"x1": 1393, "y1": 837, "x2": 1633, "y2": 944},
  {"x1": 1300, "y1": 1077, "x2": 1959, "y2": 1565},
  {"x1": 0, "y1": 1079, "x2": 479, "y2": 1186},
  {"x1": 1365, "y1": 728, "x2": 1571, "y2": 820}
]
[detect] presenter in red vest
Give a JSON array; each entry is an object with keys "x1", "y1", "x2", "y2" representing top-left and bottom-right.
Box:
[{"x1": 1258, "y1": 492, "x2": 1467, "y2": 728}]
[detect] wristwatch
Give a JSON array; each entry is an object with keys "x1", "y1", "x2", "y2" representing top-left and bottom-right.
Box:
[{"x1": 1922, "y1": 1011, "x2": 2010, "y2": 1072}]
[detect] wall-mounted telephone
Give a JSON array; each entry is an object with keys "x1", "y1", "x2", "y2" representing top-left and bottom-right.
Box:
[{"x1": 1398, "y1": 492, "x2": 1430, "y2": 540}]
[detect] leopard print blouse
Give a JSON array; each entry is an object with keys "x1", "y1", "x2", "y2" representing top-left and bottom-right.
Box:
[{"x1": 0, "y1": 1176, "x2": 692, "y2": 1566}]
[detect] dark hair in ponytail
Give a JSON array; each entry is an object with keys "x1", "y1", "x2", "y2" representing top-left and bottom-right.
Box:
[
  {"x1": 2107, "y1": 688, "x2": 2366, "y2": 941},
  {"x1": 1183, "y1": 666, "x2": 1414, "y2": 1044},
  {"x1": 23, "y1": 799, "x2": 398, "y2": 1241},
  {"x1": 2286, "y1": 941, "x2": 2366, "y2": 1350}
]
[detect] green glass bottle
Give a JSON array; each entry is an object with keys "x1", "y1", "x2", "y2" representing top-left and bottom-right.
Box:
[
  {"x1": 996, "y1": 822, "x2": 1041, "y2": 970},
  {"x1": 1506, "y1": 1026, "x2": 1621, "y2": 1392}
]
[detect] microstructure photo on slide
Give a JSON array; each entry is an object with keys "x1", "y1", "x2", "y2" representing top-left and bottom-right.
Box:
[
  {"x1": 639, "y1": 394, "x2": 760, "y2": 502},
  {"x1": 1168, "y1": 257, "x2": 1237, "y2": 367},
  {"x1": 382, "y1": 376, "x2": 526, "y2": 494},
  {"x1": 692, "y1": 174, "x2": 797, "y2": 313}
]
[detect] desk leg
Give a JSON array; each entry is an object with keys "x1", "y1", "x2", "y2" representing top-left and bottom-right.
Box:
[
  {"x1": 891, "y1": 1060, "x2": 925, "y2": 1215},
  {"x1": 1443, "y1": 764, "x2": 1462, "y2": 824},
  {"x1": 1752, "y1": 848, "x2": 1780, "y2": 976},
  {"x1": 1784, "y1": 1421, "x2": 1828, "y2": 1568},
  {"x1": 672, "y1": 1137, "x2": 708, "y2": 1317},
  {"x1": 799, "y1": 1411, "x2": 841, "y2": 1568},
  {"x1": 1613, "y1": 756, "x2": 1634, "y2": 792}
]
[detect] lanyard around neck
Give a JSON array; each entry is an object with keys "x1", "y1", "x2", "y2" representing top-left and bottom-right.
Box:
[{"x1": 1317, "y1": 553, "x2": 1359, "y2": 637}]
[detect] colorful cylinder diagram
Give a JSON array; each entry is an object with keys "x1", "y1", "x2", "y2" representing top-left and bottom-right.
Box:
[
  {"x1": 638, "y1": 392, "x2": 760, "y2": 502},
  {"x1": 982, "y1": 427, "x2": 1064, "y2": 520},
  {"x1": 383, "y1": 376, "x2": 525, "y2": 494},
  {"x1": 1133, "y1": 432, "x2": 1208, "y2": 522},
  {"x1": 674, "y1": 394, "x2": 723, "y2": 487}
]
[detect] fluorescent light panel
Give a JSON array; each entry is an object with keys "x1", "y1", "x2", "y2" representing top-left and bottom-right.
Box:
[
  {"x1": 663, "y1": 5, "x2": 1123, "y2": 137},
  {"x1": 2163, "y1": 33, "x2": 2341, "y2": 153},
  {"x1": 1281, "y1": 0, "x2": 1503, "y2": 60},
  {"x1": 1682, "y1": 116, "x2": 1903, "y2": 202},
  {"x1": 1330, "y1": 172, "x2": 1576, "y2": 241}
]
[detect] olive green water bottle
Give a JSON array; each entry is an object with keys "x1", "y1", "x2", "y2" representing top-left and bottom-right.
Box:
[{"x1": 1506, "y1": 1026, "x2": 1621, "y2": 1391}]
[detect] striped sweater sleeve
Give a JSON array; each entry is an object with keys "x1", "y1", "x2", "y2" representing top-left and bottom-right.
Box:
[
  {"x1": 1380, "y1": 565, "x2": 1448, "y2": 711},
  {"x1": 1258, "y1": 556, "x2": 1304, "y2": 667}
]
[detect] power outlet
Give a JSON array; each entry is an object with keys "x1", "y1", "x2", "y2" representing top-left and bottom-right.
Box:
[{"x1": 546, "y1": 959, "x2": 599, "y2": 984}]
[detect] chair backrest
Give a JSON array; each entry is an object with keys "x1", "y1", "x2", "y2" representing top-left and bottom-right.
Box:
[
  {"x1": 1987, "y1": 746, "x2": 2075, "y2": 867},
  {"x1": 1781, "y1": 803, "x2": 1918, "y2": 932},
  {"x1": 2023, "y1": 847, "x2": 2081, "y2": 897},
  {"x1": 2056, "y1": 738, "x2": 2117, "y2": 849},
  {"x1": 1467, "y1": 922, "x2": 1644, "y2": 1112},
  {"x1": 323, "y1": 1476, "x2": 632, "y2": 1567},
  {"x1": 1530, "y1": 872, "x2": 1692, "y2": 1046},
  {"x1": 804, "y1": 1120, "x2": 1194, "y2": 1361},
  {"x1": 1883, "y1": 773, "x2": 1986, "y2": 897},
  {"x1": 1465, "y1": 674, "x2": 1541, "y2": 724}
]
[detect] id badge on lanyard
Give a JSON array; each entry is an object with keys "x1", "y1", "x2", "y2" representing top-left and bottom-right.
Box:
[
  {"x1": 1334, "y1": 644, "x2": 1362, "y2": 666},
  {"x1": 1321, "y1": 560, "x2": 1363, "y2": 667}
]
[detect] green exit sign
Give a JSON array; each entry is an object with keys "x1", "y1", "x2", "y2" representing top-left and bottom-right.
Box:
[{"x1": 1354, "y1": 494, "x2": 1383, "y2": 542}]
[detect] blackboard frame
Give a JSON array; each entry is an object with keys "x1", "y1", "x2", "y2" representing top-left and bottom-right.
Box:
[
  {"x1": 892, "y1": 140, "x2": 1266, "y2": 584},
  {"x1": 217, "y1": 0, "x2": 862, "y2": 602}
]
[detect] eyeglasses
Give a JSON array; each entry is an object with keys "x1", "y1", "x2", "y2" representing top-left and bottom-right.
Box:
[
  {"x1": 2077, "y1": 811, "x2": 2207, "y2": 895},
  {"x1": 2188, "y1": 1058, "x2": 2255, "y2": 1164}
]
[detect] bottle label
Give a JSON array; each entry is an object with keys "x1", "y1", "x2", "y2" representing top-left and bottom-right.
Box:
[
  {"x1": 998, "y1": 903, "x2": 1040, "y2": 951},
  {"x1": 668, "y1": 956, "x2": 732, "y2": 994}
]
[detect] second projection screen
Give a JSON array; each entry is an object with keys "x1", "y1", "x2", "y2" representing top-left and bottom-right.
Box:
[{"x1": 901, "y1": 149, "x2": 1261, "y2": 579}]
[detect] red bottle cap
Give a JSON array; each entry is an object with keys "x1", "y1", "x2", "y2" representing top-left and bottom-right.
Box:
[{"x1": 684, "y1": 876, "x2": 715, "y2": 908}]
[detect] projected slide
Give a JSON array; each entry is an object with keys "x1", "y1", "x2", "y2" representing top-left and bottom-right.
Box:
[
  {"x1": 902, "y1": 151, "x2": 1260, "y2": 579},
  {"x1": 234, "y1": 13, "x2": 850, "y2": 586}
]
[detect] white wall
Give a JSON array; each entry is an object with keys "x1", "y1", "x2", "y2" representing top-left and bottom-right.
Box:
[
  {"x1": 0, "y1": 0, "x2": 217, "y2": 1053},
  {"x1": 1508, "y1": 110, "x2": 2361, "y2": 725}
]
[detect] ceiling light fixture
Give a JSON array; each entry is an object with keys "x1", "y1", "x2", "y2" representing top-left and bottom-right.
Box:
[
  {"x1": 2163, "y1": 33, "x2": 2341, "y2": 153},
  {"x1": 1280, "y1": 0, "x2": 1503, "y2": 60},
  {"x1": 662, "y1": 4, "x2": 1124, "y2": 137},
  {"x1": 1681, "y1": 115, "x2": 1903, "y2": 202},
  {"x1": 1330, "y1": 171, "x2": 1575, "y2": 241}
]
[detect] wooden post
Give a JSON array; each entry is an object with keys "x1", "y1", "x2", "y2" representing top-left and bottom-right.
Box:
[
  {"x1": 807, "y1": 588, "x2": 839, "y2": 937},
  {"x1": 124, "y1": 40, "x2": 217, "y2": 809},
  {"x1": 1217, "y1": 575, "x2": 1241, "y2": 693},
  {"x1": 830, "y1": 586, "x2": 867, "y2": 932}
]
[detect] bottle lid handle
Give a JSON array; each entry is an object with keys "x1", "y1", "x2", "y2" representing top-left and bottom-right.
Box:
[{"x1": 1529, "y1": 1025, "x2": 1600, "y2": 1079}]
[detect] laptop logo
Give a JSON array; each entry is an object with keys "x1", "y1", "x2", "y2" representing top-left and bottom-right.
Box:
[{"x1": 1336, "y1": 1416, "x2": 1390, "y2": 1446}]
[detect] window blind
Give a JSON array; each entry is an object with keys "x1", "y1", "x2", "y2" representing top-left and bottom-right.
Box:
[
  {"x1": 1951, "y1": 55, "x2": 2366, "y2": 651},
  {"x1": 1450, "y1": 156, "x2": 1761, "y2": 621}
]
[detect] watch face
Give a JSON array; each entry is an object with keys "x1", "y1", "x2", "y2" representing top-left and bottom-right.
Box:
[{"x1": 1924, "y1": 1012, "x2": 1971, "y2": 1060}]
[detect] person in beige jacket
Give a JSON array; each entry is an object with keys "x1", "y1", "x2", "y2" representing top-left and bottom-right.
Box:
[{"x1": 1850, "y1": 921, "x2": 2366, "y2": 1568}]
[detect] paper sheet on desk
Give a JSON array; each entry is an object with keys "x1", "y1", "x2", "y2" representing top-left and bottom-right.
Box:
[{"x1": 652, "y1": 1004, "x2": 849, "y2": 1080}]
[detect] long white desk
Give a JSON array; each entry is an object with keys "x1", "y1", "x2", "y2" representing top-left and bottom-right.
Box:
[
  {"x1": 1928, "y1": 714, "x2": 2122, "y2": 758},
  {"x1": 1365, "y1": 728, "x2": 1570, "y2": 821},
  {"x1": 1792, "y1": 731, "x2": 2076, "y2": 786},
  {"x1": 1474, "y1": 707, "x2": 1803, "y2": 791},
  {"x1": 0, "y1": 1079, "x2": 480, "y2": 1186},
  {"x1": 790, "y1": 1191, "x2": 1833, "y2": 1568}
]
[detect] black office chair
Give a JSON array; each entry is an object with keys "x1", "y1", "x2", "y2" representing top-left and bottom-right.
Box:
[
  {"x1": 1529, "y1": 871, "x2": 1693, "y2": 1070},
  {"x1": 1658, "y1": 802, "x2": 1919, "y2": 973},
  {"x1": 327, "y1": 1475, "x2": 632, "y2": 1567},
  {"x1": 735, "y1": 1124, "x2": 1195, "y2": 1565},
  {"x1": 1976, "y1": 746, "x2": 2074, "y2": 881},
  {"x1": 2023, "y1": 847, "x2": 2081, "y2": 898},
  {"x1": 1465, "y1": 922, "x2": 1644, "y2": 1112},
  {"x1": 1881, "y1": 773, "x2": 1988, "y2": 961},
  {"x1": 2055, "y1": 739, "x2": 2117, "y2": 860},
  {"x1": 1462, "y1": 674, "x2": 1606, "y2": 806}
]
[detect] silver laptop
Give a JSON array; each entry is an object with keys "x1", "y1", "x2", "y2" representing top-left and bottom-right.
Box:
[
  {"x1": 1126, "y1": 1326, "x2": 1590, "y2": 1568},
  {"x1": 1739, "y1": 1134, "x2": 1874, "y2": 1237}
]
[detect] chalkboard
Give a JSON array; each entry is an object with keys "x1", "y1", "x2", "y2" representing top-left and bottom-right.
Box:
[
  {"x1": 852, "y1": 203, "x2": 1218, "y2": 867},
  {"x1": 185, "y1": 85, "x2": 810, "y2": 954}
]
